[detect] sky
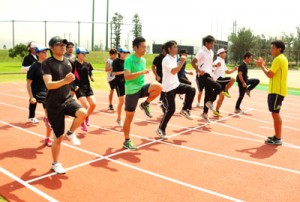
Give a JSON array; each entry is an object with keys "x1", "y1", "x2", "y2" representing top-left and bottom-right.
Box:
[{"x1": 0, "y1": 0, "x2": 299, "y2": 50}]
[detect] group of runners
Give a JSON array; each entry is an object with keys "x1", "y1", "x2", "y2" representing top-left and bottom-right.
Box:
[{"x1": 23, "y1": 35, "x2": 288, "y2": 174}]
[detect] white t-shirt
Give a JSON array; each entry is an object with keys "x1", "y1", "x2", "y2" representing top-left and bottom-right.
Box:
[
  {"x1": 162, "y1": 54, "x2": 180, "y2": 92},
  {"x1": 213, "y1": 56, "x2": 227, "y2": 80},
  {"x1": 106, "y1": 58, "x2": 115, "y2": 82},
  {"x1": 194, "y1": 46, "x2": 214, "y2": 76}
]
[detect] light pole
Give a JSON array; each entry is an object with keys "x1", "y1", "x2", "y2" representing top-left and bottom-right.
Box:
[
  {"x1": 105, "y1": 0, "x2": 109, "y2": 51},
  {"x1": 91, "y1": 0, "x2": 95, "y2": 51}
]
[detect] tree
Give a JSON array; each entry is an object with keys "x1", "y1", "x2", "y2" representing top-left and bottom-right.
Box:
[
  {"x1": 111, "y1": 12, "x2": 123, "y2": 49},
  {"x1": 132, "y1": 13, "x2": 142, "y2": 38},
  {"x1": 8, "y1": 43, "x2": 28, "y2": 60},
  {"x1": 228, "y1": 27, "x2": 255, "y2": 64}
]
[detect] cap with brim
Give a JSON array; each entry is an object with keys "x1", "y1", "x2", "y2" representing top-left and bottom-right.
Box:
[
  {"x1": 76, "y1": 47, "x2": 89, "y2": 54},
  {"x1": 35, "y1": 45, "x2": 49, "y2": 53},
  {"x1": 118, "y1": 47, "x2": 130, "y2": 53},
  {"x1": 48, "y1": 36, "x2": 68, "y2": 46},
  {"x1": 217, "y1": 48, "x2": 227, "y2": 55}
]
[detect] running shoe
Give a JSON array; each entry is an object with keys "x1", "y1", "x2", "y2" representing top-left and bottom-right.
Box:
[
  {"x1": 108, "y1": 104, "x2": 114, "y2": 111},
  {"x1": 201, "y1": 113, "x2": 211, "y2": 123},
  {"x1": 123, "y1": 140, "x2": 138, "y2": 150},
  {"x1": 66, "y1": 132, "x2": 81, "y2": 146},
  {"x1": 80, "y1": 122, "x2": 88, "y2": 132},
  {"x1": 52, "y1": 162, "x2": 66, "y2": 174},
  {"x1": 140, "y1": 102, "x2": 153, "y2": 118},
  {"x1": 213, "y1": 111, "x2": 222, "y2": 117},
  {"x1": 205, "y1": 101, "x2": 216, "y2": 112},
  {"x1": 234, "y1": 109, "x2": 244, "y2": 114},
  {"x1": 265, "y1": 136, "x2": 282, "y2": 145},
  {"x1": 28, "y1": 117, "x2": 39, "y2": 124},
  {"x1": 116, "y1": 119, "x2": 123, "y2": 127},
  {"x1": 156, "y1": 128, "x2": 168, "y2": 140},
  {"x1": 45, "y1": 138, "x2": 52, "y2": 147},
  {"x1": 222, "y1": 91, "x2": 231, "y2": 98},
  {"x1": 85, "y1": 116, "x2": 90, "y2": 126},
  {"x1": 180, "y1": 109, "x2": 193, "y2": 120}
]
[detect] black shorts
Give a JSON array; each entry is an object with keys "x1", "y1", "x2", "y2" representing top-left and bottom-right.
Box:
[
  {"x1": 216, "y1": 77, "x2": 231, "y2": 91},
  {"x1": 115, "y1": 81, "x2": 125, "y2": 97},
  {"x1": 47, "y1": 98, "x2": 82, "y2": 138},
  {"x1": 125, "y1": 83, "x2": 150, "y2": 112},
  {"x1": 108, "y1": 79, "x2": 116, "y2": 90},
  {"x1": 179, "y1": 76, "x2": 192, "y2": 85},
  {"x1": 75, "y1": 87, "x2": 94, "y2": 99},
  {"x1": 195, "y1": 75, "x2": 204, "y2": 92},
  {"x1": 32, "y1": 90, "x2": 47, "y2": 107},
  {"x1": 268, "y1": 94, "x2": 284, "y2": 113}
]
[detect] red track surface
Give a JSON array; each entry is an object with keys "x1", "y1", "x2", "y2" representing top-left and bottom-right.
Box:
[{"x1": 0, "y1": 82, "x2": 299, "y2": 201}]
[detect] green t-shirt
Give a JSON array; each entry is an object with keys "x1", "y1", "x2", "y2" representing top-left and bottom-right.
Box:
[
  {"x1": 124, "y1": 54, "x2": 146, "y2": 95},
  {"x1": 269, "y1": 54, "x2": 288, "y2": 96}
]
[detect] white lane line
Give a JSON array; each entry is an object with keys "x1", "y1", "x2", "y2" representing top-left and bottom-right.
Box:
[{"x1": 0, "y1": 167, "x2": 58, "y2": 202}]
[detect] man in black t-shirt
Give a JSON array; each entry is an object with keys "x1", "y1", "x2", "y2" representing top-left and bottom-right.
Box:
[
  {"x1": 42, "y1": 36, "x2": 87, "y2": 174},
  {"x1": 152, "y1": 44, "x2": 167, "y2": 105},
  {"x1": 235, "y1": 52, "x2": 260, "y2": 113},
  {"x1": 112, "y1": 47, "x2": 130, "y2": 127}
]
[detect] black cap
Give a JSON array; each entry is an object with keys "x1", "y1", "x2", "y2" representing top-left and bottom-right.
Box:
[{"x1": 48, "y1": 36, "x2": 68, "y2": 46}]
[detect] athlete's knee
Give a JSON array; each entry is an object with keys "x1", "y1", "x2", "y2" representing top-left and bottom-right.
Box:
[{"x1": 76, "y1": 108, "x2": 88, "y2": 118}]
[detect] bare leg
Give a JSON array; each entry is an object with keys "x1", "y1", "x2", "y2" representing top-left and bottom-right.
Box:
[
  {"x1": 198, "y1": 91, "x2": 203, "y2": 103},
  {"x1": 117, "y1": 96, "x2": 125, "y2": 120},
  {"x1": 145, "y1": 82, "x2": 162, "y2": 103},
  {"x1": 51, "y1": 135, "x2": 63, "y2": 162},
  {"x1": 86, "y1": 95, "x2": 96, "y2": 117},
  {"x1": 109, "y1": 89, "x2": 114, "y2": 105},
  {"x1": 123, "y1": 111, "x2": 135, "y2": 139},
  {"x1": 216, "y1": 93, "x2": 224, "y2": 112},
  {"x1": 225, "y1": 78, "x2": 235, "y2": 92},
  {"x1": 69, "y1": 108, "x2": 87, "y2": 132},
  {"x1": 272, "y1": 113, "x2": 282, "y2": 139}
]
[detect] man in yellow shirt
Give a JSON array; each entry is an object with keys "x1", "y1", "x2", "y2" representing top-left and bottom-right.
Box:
[{"x1": 255, "y1": 40, "x2": 288, "y2": 145}]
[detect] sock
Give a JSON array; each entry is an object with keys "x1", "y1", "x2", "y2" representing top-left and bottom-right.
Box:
[
  {"x1": 125, "y1": 138, "x2": 130, "y2": 142},
  {"x1": 66, "y1": 130, "x2": 73, "y2": 136},
  {"x1": 143, "y1": 101, "x2": 149, "y2": 106}
]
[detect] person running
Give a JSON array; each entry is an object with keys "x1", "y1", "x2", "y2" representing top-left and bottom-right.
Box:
[
  {"x1": 21, "y1": 41, "x2": 38, "y2": 72},
  {"x1": 72, "y1": 47, "x2": 96, "y2": 132},
  {"x1": 105, "y1": 48, "x2": 118, "y2": 111},
  {"x1": 177, "y1": 49, "x2": 193, "y2": 100},
  {"x1": 42, "y1": 36, "x2": 87, "y2": 174},
  {"x1": 157, "y1": 41, "x2": 196, "y2": 139},
  {"x1": 213, "y1": 48, "x2": 237, "y2": 117},
  {"x1": 22, "y1": 41, "x2": 39, "y2": 123},
  {"x1": 112, "y1": 47, "x2": 130, "y2": 127},
  {"x1": 235, "y1": 52, "x2": 260, "y2": 113},
  {"x1": 254, "y1": 41, "x2": 288, "y2": 145},
  {"x1": 191, "y1": 35, "x2": 221, "y2": 123},
  {"x1": 64, "y1": 42, "x2": 76, "y2": 62},
  {"x1": 123, "y1": 36, "x2": 162, "y2": 150},
  {"x1": 152, "y1": 44, "x2": 166, "y2": 104},
  {"x1": 26, "y1": 45, "x2": 52, "y2": 147}
]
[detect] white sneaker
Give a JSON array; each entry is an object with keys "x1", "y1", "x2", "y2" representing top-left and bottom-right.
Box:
[
  {"x1": 234, "y1": 109, "x2": 244, "y2": 114},
  {"x1": 180, "y1": 109, "x2": 194, "y2": 120},
  {"x1": 116, "y1": 119, "x2": 123, "y2": 127},
  {"x1": 28, "y1": 117, "x2": 39, "y2": 124},
  {"x1": 201, "y1": 113, "x2": 211, "y2": 123},
  {"x1": 196, "y1": 102, "x2": 203, "y2": 108},
  {"x1": 66, "y1": 132, "x2": 81, "y2": 146},
  {"x1": 155, "y1": 128, "x2": 168, "y2": 140},
  {"x1": 205, "y1": 101, "x2": 216, "y2": 112},
  {"x1": 52, "y1": 162, "x2": 66, "y2": 174}
]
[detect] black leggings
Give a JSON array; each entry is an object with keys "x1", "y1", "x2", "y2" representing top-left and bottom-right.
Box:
[
  {"x1": 235, "y1": 78, "x2": 260, "y2": 109},
  {"x1": 201, "y1": 74, "x2": 221, "y2": 113},
  {"x1": 159, "y1": 83, "x2": 195, "y2": 132}
]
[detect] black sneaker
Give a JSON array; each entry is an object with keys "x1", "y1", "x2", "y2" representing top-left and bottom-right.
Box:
[
  {"x1": 109, "y1": 104, "x2": 114, "y2": 111},
  {"x1": 140, "y1": 102, "x2": 153, "y2": 118},
  {"x1": 265, "y1": 136, "x2": 282, "y2": 145}
]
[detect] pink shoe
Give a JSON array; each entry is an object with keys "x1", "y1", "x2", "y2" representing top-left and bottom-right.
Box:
[
  {"x1": 85, "y1": 116, "x2": 90, "y2": 126},
  {"x1": 80, "y1": 122, "x2": 88, "y2": 132},
  {"x1": 45, "y1": 138, "x2": 52, "y2": 147}
]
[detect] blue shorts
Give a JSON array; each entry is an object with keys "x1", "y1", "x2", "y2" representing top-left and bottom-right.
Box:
[{"x1": 268, "y1": 94, "x2": 284, "y2": 113}]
